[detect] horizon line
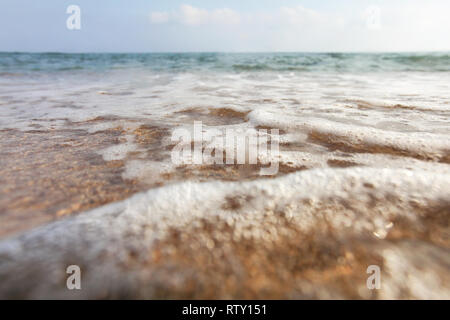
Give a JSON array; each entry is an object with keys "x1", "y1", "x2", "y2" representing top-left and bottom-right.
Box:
[{"x1": 1, "y1": 50, "x2": 449, "y2": 55}]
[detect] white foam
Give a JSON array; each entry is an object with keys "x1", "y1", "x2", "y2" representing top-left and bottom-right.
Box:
[
  {"x1": 0, "y1": 166, "x2": 448, "y2": 298},
  {"x1": 0, "y1": 169, "x2": 447, "y2": 259},
  {"x1": 248, "y1": 109, "x2": 450, "y2": 158}
]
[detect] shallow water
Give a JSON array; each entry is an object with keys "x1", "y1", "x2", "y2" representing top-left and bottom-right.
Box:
[{"x1": 0, "y1": 52, "x2": 449, "y2": 299}]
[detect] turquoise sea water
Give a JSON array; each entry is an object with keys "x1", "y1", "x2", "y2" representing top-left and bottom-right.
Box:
[
  {"x1": 1, "y1": 51, "x2": 449, "y2": 132},
  {"x1": 1, "y1": 52, "x2": 449, "y2": 74}
]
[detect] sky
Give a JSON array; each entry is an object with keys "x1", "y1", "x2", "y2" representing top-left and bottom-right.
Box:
[{"x1": 0, "y1": 0, "x2": 449, "y2": 52}]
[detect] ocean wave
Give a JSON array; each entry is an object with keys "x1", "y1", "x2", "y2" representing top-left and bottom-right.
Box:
[{"x1": 0, "y1": 52, "x2": 449, "y2": 74}]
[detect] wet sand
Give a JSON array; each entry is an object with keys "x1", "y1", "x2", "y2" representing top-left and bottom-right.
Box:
[
  {"x1": 0, "y1": 165, "x2": 448, "y2": 299},
  {"x1": 0, "y1": 113, "x2": 306, "y2": 238},
  {"x1": 0, "y1": 109, "x2": 449, "y2": 299},
  {"x1": 0, "y1": 124, "x2": 140, "y2": 238},
  {"x1": 1, "y1": 51, "x2": 449, "y2": 299}
]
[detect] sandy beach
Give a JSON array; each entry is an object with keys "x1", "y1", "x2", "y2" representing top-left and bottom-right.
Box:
[{"x1": 0, "y1": 52, "x2": 449, "y2": 299}]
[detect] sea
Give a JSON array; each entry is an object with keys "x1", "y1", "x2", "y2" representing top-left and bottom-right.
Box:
[{"x1": 0, "y1": 52, "x2": 449, "y2": 299}]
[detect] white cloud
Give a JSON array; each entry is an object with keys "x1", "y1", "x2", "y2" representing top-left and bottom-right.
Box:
[
  {"x1": 149, "y1": 11, "x2": 170, "y2": 24},
  {"x1": 279, "y1": 6, "x2": 323, "y2": 26},
  {"x1": 149, "y1": 4, "x2": 240, "y2": 26},
  {"x1": 179, "y1": 4, "x2": 209, "y2": 25},
  {"x1": 148, "y1": 2, "x2": 450, "y2": 52},
  {"x1": 210, "y1": 8, "x2": 240, "y2": 25}
]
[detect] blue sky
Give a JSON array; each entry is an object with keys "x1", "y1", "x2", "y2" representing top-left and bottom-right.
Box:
[{"x1": 1, "y1": 0, "x2": 449, "y2": 52}]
